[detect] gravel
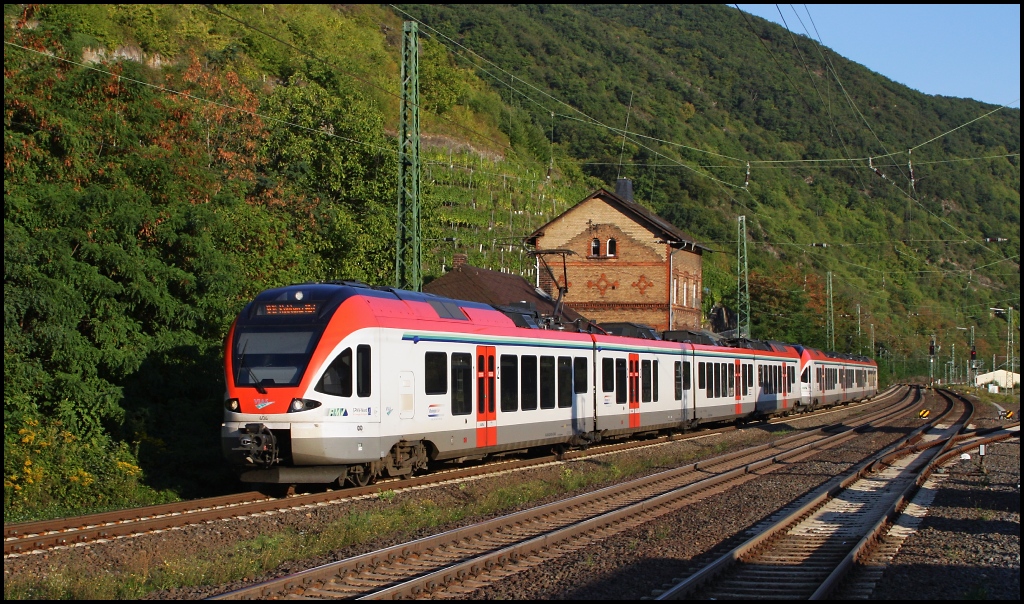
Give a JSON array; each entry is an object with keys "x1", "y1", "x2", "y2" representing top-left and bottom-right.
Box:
[{"x1": 4, "y1": 390, "x2": 1017, "y2": 600}]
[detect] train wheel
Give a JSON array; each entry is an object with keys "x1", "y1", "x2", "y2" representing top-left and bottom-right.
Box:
[{"x1": 349, "y1": 465, "x2": 376, "y2": 487}]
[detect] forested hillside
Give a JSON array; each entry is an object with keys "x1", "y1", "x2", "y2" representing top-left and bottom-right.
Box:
[{"x1": 4, "y1": 4, "x2": 1018, "y2": 520}]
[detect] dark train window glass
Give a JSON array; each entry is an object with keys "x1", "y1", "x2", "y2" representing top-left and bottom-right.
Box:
[
  {"x1": 616, "y1": 358, "x2": 627, "y2": 404},
  {"x1": 602, "y1": 358, "x2": 615, "y2": 392},
  {"x1": 477, "y1": 354, "x2": 486, "y2": 414},
  {"x1": 558, "y1": 357, "x2": 573, "y2": 408},
  {"x1": 723, "y1": 363, "x2": 731, "y2": 397},
  {"x1": 758, "y1": 365, "x2": 763, "y2": 386},
  {"x1": 741, "y1": 363, "x2": 748, "y2": 395},
  {"x1": 488, "y1": 355, "x2": 496, "y2": 413},
  {"x1": 356, "y1": 345, "x2": 371, "y2": 397},
  {"x1": 540, "y1": 356, "x2": 556, "y2": 409},
  {"x1": 500, "y1": 355, "x2": 518, "y2": 412},
  {"x1": 316, "y1": 347, "x2": 353, "y2": 397},
  {"x1": 641, "y1": 360, "x2": 652, "y2": 403},
  {"x1": 674, "y1": 361, "x2": 682, "y2": 399},
  {"x1": 424, "y1": 351, "x2": 447, "y2": 395},
  {"x1": 574, "y1": 357, "x2": 588, "y2": 394},
  {"x1": 728, "y1": 364, "x2": 734, "y2": 397},
  {"x1": 683, "y1": 361, "x2": 691, "y2": 391},
  {"x1": 713, "y1": 363, "x2": 721, "y2": 399},
  {"x1": 707, "y1": 362, "x2": 715, "y2": 398},
  {"x1": 653, "y1": 360, "x2": 659, "y2": 401},
  {"x1": 521, "y1": 355, "x2": 538, "y2": 411},
  {"x1": 698, "y1": 362, "x2": 706, "y2": 389},
  {"x1": 451, "y1": 353, "x2": 472, "y2": 416}
]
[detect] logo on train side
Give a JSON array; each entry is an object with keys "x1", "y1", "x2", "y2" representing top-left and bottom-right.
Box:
[
  {"x1": 328, "y1": 408, "x2": 348, "y2": 417},
  {"x1": 428, "y1": 404, "x2": 442, "y2": 418},
  {"x1": 255, "y1": 399, "x2": 274, "y2": 409}
]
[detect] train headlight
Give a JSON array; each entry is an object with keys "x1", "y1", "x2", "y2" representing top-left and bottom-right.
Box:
[
  {"x1": 225, "y1": 398, "x2": 240, "y2": 412},
  {"x1": 288, "y1": 398, "x2": 322, "y2": 413}
]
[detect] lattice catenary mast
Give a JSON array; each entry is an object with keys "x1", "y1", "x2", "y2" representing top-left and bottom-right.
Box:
[
  {"x1": 396, "y1": 21, "x2": 422, "y2": 291},
  {"x1": 737, "y1": 216, "x2": 750, "y2": 339}
]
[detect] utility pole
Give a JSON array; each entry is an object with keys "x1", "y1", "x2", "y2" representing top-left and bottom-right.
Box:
[
  {"x1": 1009, "y1": 307, "x2": 1015, "y2": 395},
  {"x1": 737, "y1": 216, "x2": 750, "y2": 338},
  {"x1": 870, "y1": 324, "x2": 874, "y2": 359},
  {"x1": 857, "y1": 304, "x2": 861, "y2": 355},
  {"x1": 826, "y1": 271, "x2": 835, "y2": 351},
  {"x1": 396, "y1": 21, "x2": 422, "y2": 291}
]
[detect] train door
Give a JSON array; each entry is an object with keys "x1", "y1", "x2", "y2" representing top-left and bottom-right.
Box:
[
  {"x1": 476, "y1": 346, "x2": 496, "y2": 448},
  {"x1": 682, "y1": 347, "x2": 694, "y2": 424},
  {"x1": 733, "y1": 359, "x2": 742, "y2": 415},
  {"x1": 781, "y1": 362, "x2": 788, "y2": 409},
  {"x1": 628, "y1": 353, "x2": 640, "y2": 428}
]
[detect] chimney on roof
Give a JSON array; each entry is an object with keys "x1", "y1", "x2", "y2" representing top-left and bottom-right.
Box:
[
  {"x1": 615, "y1": 178, "x2": 634, "y2": 202},
  {"x1": 453, "y1": 253, "x2": 468, "y2": 269}
]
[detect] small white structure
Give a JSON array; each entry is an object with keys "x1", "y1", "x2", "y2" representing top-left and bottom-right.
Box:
[{"x1": 975, "y1": 369, "x2": 1020, "y2": 390}]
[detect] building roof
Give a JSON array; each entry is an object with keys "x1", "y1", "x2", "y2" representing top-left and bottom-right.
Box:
[
  {"x1": 525, "y1": 187, "x2": 707, "y2": 252},
  {"x1": 423, "y1": 263, "x2": 589, "y2": 324}
]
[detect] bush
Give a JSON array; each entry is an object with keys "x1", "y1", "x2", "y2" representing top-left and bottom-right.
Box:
[{"x1": 4, "y1": 411, "x2": 177, "y2": 522}]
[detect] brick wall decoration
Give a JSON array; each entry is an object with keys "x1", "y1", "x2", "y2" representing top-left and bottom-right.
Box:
[{"x1": 526, "y1": 182, "x2": 707, "y2": 332}]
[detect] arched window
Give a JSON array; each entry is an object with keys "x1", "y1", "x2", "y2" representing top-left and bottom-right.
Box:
[
  {"x1": 606, "y1": 238, "x2": 617, "y2": 257},
  {"x1": 591, "y1": 238, "x2": 601, "y2": 256}
]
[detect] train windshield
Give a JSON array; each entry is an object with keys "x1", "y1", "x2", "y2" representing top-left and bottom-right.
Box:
[{"x1": 232, "y1": 326, "x2": 324, "y2": 388}]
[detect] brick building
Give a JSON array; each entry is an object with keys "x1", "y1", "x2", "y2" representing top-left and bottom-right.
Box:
[{"x1": 525, "y1": 179, "x2": 706, "y2": 332}]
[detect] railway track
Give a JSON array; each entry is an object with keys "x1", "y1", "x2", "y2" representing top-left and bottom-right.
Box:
[
  {"x1": 208, "y1": 386, "x2": 921, "y2": 599},
  {"x1": 652, "y1": 388, "x2": 1020, "y2": 600},
  {"x1": 3, "y1": 386, "x2": 908, "y2": 557}
]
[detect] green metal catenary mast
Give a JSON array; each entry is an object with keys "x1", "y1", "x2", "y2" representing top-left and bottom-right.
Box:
[
  {"x1": 736, "y1": 216, "x2": 750, "y2": 339},
  {"x1": 396, "y1": 21, "x2": 422, "y2": 291}
]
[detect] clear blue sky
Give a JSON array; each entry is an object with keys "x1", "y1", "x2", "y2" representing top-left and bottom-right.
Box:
[{"x1": 735, "y1": 4, "x2": 1020, "y2": 107}]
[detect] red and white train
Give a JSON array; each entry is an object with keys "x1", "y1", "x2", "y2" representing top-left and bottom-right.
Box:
[{"x1": 222, "y1": 282, "x2": 878, "y2": 486}]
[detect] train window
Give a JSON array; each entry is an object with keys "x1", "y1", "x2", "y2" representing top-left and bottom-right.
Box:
[
  {"x1": 602, "y1": 358, "x2": 615, "y2": 392},
  {"x1": 741, "y1": 363, "x2": 747, "y2": 395},
  {"x1": 558, "y1": 357, "x2": 573, "y2": 408},
  {"x1": 728, "y1": 364, "x2": 734, "y2": 397},
  {"x1": 653, "y1": 360, "x2": 659, "y2": 401},
  {"x1": 641, "y1": 360, "x2": 652, "y2": 403},
  {"x1": 315, "y1": 347, "x2": 353, "y2": 397},
  {"x1": 500, "y1": 355, "x2": 518, "y2": 412},
  {"x1": 574, "y1": 357, "x2": 588, "y2": 394},
  {"x1": 758, "y1": 365, "x2": 762, "y2": 387},
  {"x1": 724, "y1": 363, "x2": 731, "y2": 397},
  {"x1": 424, "y1": 352, "x2": 447, "y2": 395},
  {"x1": 789, "y1": 366, "x2": 795, "y2": 387},
  {"x1": 713, "y1": 363, "x2": 721, "y2": 399},
  {"x1": 683, "y1": 361, "x2": 691, "y2": 391},
  {"x1": 674, "y1": 361, "x2": 682, "y2": 399},
  {"x1": 801, "y1": 367, "x2": 809, "y2": 384},
  {"x1": 698, "y1": 362, "x2": 706, "y2": 389},
  {"x1": 540, "y1": 356, "x2": 556, "y2": 409},
  {"x1": 477, "y1": 355, "x2": 486, "y2": 414},
  {"x1": 521, "y1": 356, "x2": 538, "y2": 411},
  {"x1": 356, "y1": 345, "x2": 371, "y2": 397},
  {"x1": 616, "y1": 358, "x2": 627, "y2": 404},
  {"x1": 706, "y1": 362, "x2": 715, "y2": 398},
  {"x1": 451, "y1": 353, "x2": 472, "y2": 416}
]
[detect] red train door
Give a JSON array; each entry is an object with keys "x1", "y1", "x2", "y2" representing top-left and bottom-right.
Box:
[
  {"x1": 476, "y1": 346, "x2": 496, "y2": 448},
  {"x1": 734, "y1": 359, "x2": 742, "y2": 414},
  {"x1": 781, "y1": 362, "x2": 787, "y2": 409},
  {"x1": 628, "y1": 353, "x2": 640, "y2": 428}
]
